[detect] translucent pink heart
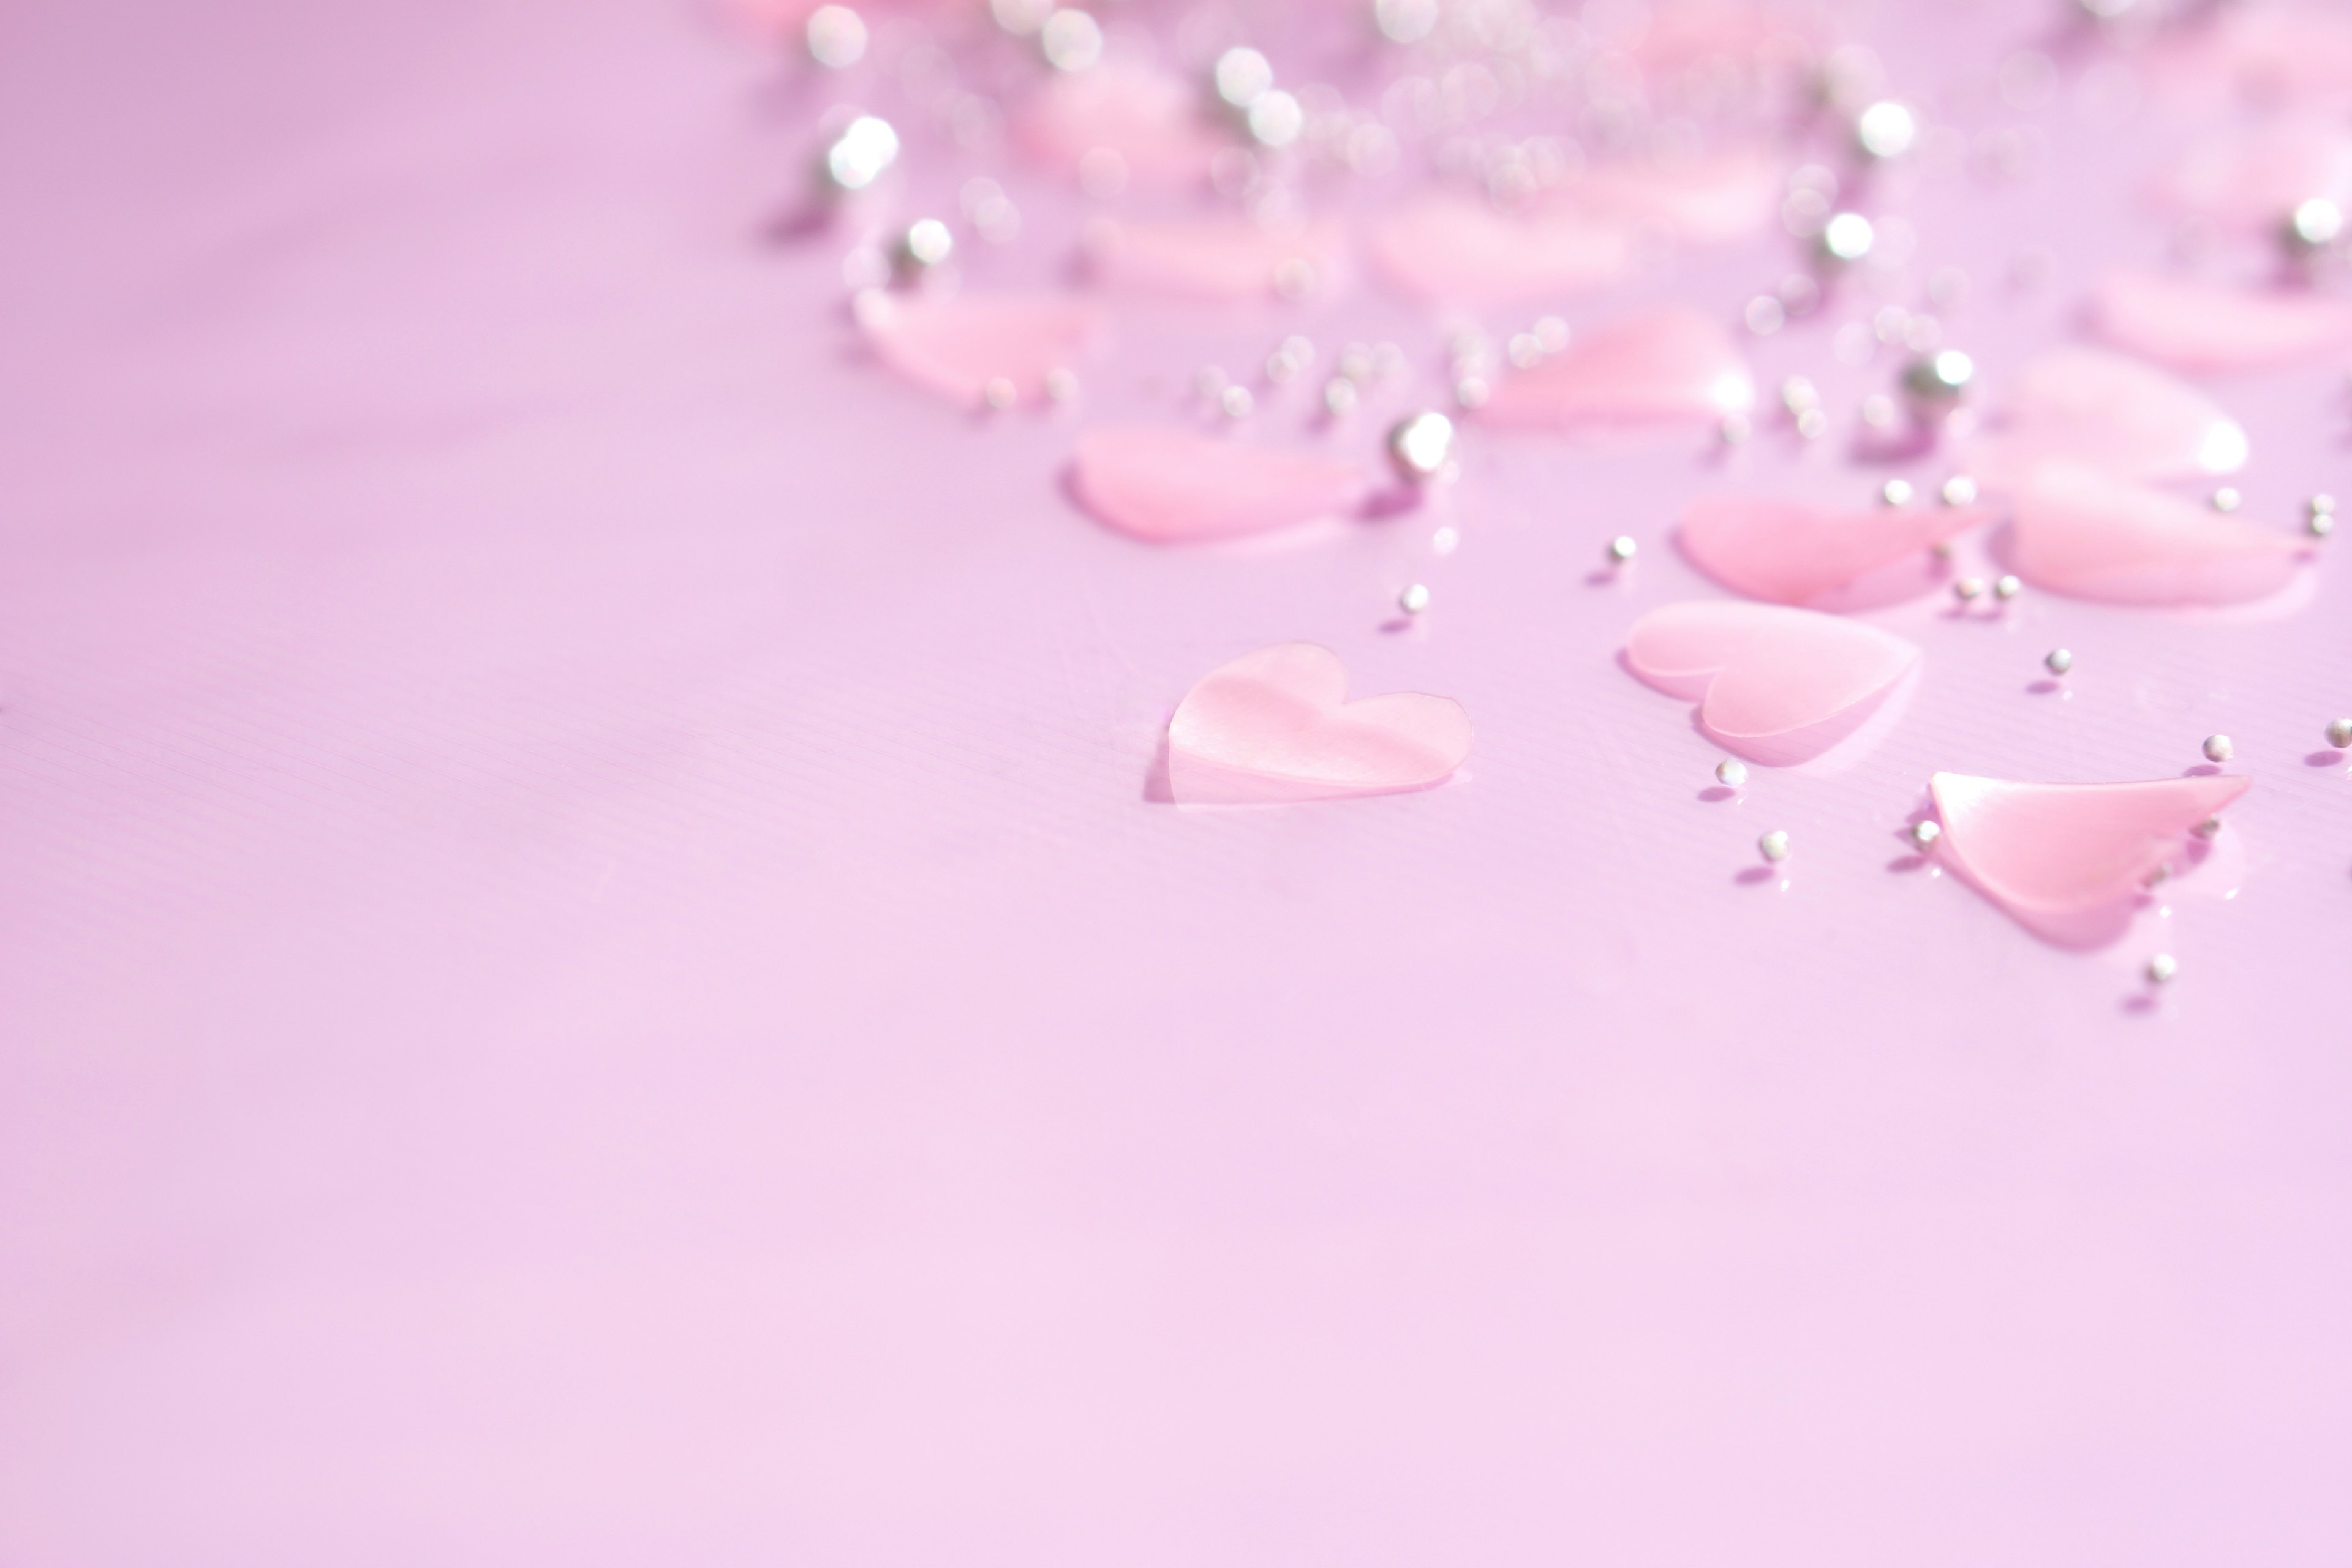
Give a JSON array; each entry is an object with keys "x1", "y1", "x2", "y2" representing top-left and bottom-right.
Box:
[
  {"x1": 1677, "y1": 494, "x2": 1996, "y2": 608},
  {"x1": 2011, "y1": 462, "x2": 2307, "y2": 606},
  {"x1": 1572, "y1": 151, "x2": 1782, "y2": 244},
  {"x1": 1624, "y1": 601, "x2": 1918, "y2": 765},
  {"x1": 1011, "y1": 61, "x2": 1231, "y2": 191},
  {"x1": 1072, "y1": 428, "x2": 1370, "y2": 544},
  {"x1": 2146, "y1": 118, "x2": 2352, "y2": 231},
  {"x1": 1167, "y1": 644, "x2": 1472, "y2": 804},
  {"x1": 1931, "y1": 772, "x2": 2252, "y2": 946},
  {"x1": 2091, "y1": 269, "x2": 2352, "y2": 374},
  {"x1": 1480, "y1": 308, "x2": 1755, "y2": 430},
  {"x1": 1370, "y1": 195, "x2": 1632, "y2": 304},
  {"x1": 853, "y1": 288, "x2": 1101, "y2": 409},
  {"x1": 1965, "y1": 347, "x2": 2248, "y2": 491},
  {"x1": 1084, "y1": 217, "x2": 1346, "y2": 301}
]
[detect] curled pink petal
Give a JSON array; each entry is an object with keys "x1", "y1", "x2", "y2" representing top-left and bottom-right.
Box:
[
  {"x1": 1084, "y1": 216, "x2": 1346, "y2": 302},
  {"x1": 1571, "y1": 151, "x2": 1782, "y2": 244},
  {"x1": 1677, "y1": 494, "x2": 1995, "y2": 608},
  {"x1": 2010, "y1": 462, "x2": 2307, "y2": 607},
  {"x1": 1964, "y1": 347, "x2": 2248, "y2": 491},
  {"x1": 2092, "y1": 269, "x2": 2352, "y2": 374},
  {"x1": 1072, "y1": 427, "x2": 1370, "y2": 543},
  {"x1": 1011, "y1": 61, "x2": 1232, "y2": 192},
  {"x1": 2146, "y1": 118, "x2": 2352, "y2": 231},
  {"x1": 853, "y1": 289, "x2": 1101, "y2": 409},
  {"x1": 1167, "y1": 644, "x2": 1472, "y2": 804},
  {"x1": 1931, "y1": 772, "x2": 2252, "y2": 947},
  {"x1": 1370, "y1": 195, "x2": 1633, "y2": 305},
  {"x1": 1480, "y1": 308, "x2": 1754, "y2": 430},
  {"x1": 1624, "y1": 601, "x2": 1918, "y2": 765}
]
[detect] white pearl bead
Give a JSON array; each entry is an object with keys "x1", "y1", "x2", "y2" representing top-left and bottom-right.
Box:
[
  {"x1": 1716, "y1": 758, "x2": 1748, "y2": 788},
  {"x1": 1387, "y1": 412, "x2": 1455, "y2": 480},
  {"x1": 1398, "y1": 583, "x2": 1430, "y2": 614},
  {"x1": 1881, "y1": 478, "x2": 1915, "y2": 507},
  {"x1": 1993, "y1": 574, "x2": 2021, "y2": 600},
  {"x1": 1757, "y1": 829, "x2": 1791, "y2": 864},
  {"x1": 2044, "y1": 648, "x2": 2073, "y2": 676},
  {"x1": 2146, "y1": 952, "x2": 2177, "y2": 985},
  {"x1": 1940, "y1": 474, "x2": 1979, "y2": 507},
  {"x1": 1910, "y1": 820, "x2": 1942, "y2": 848},
  {"x1": 1607, "y1": 535, "x2": 1638, "y2": 564},
  {"x1": 2328, "y1": 717, "x2": 2352, "y2": 749},
  {"x1": 2202, "y1": 733, "x2": 2233, "y2": 763},
  {"x1": 1953, "y1": 576, "x2": 1985, "y2": 603}
]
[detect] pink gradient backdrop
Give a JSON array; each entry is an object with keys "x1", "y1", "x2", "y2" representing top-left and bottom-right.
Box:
[{"x1": 4, "y1": 0, "x2": 2350, "y2": 1561}]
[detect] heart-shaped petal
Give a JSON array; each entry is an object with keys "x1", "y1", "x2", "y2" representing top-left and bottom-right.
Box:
[
  {"x1": 1011, "y1": 61, "x2": 1231, "y2": 191},
  {"x1": 1084, "y1": 216, "x2": 1346, "y2": 302},
  {"x1": 1931, "y1": 772, "x2": 2252, "y2": 946},
  {"x1": 1571, "y1": 150, "x2": 1782, "y2": 244},
  {"x1": 1964, "y1": 346, "x2": 2248, "y2": 491},
  {"x1": 2092, "y1": 269, "x2": 2352, "y2": 373},
  {"x1": 2146, "y1": 117, "x2": 2352, "y2": 231},
  {"x1": 1677, "y1": 494, "x2": 1996, "y2": 608},
  {"x1": 1480, "y1": 308, "x2": 1755, "y2": 430},
  {"x1": 854, "y1": 288, "x2": 1101, "y2": 409},
  {"x1": 1624, "y1": 601, "x2": 1918, "y2": 764},
  {"x1": 1370, "y1": 195, "x2": 1633, "y2": 305},
  {"x1": 1167, "y1": 644, "x2": 1472, "y2": 804},
  {"x1": 2010, "y1": 462, "x2": 2307, "y2": 606},
  {"x1": 1072, "y1": 427, "x2": 1370, "y2": 543}
]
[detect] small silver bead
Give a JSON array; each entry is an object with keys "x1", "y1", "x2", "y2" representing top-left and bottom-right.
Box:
[
  {"x1": 2202, "y1": 733, "x2": 2234, "y2": 763},
  {"x1": 1532, "y1": 317, "x2": 1570, "y2": 353},
  {"x1": 1453, "y1": 376, "x2": 1490, "y2": 409},
  {"x1": 1780, "y1": 375, "x2": 1821, "y2": 414},
  {"x1": 1820, "y1": 211, "x2": 1874, "y2": 263},
  {"x1": 1940, "y1": 474, "x2": 1979, "y2": 507},
  {"x1": 1757, "y1": 828, "x2": 1792, "y2": 864},
  {"x1": 1716, "y1": 758, "x2": 1748, "y2": 788},
  {"x1": 2146, "y1": 952, "x2": 2177, "y2": 985},
  {"x1": 1607, "y1": 535, "x2": 1638, "y2": 564},
  {"x1": 2209, "y1": 486, "x2": 2241, "y2": 513},
  {"x1": 1387, "y1": 412, "x2": 1457, "y2": 481},
  {"x1": 1719, "y1": 413, "x2": 1752, "y2": 445},
  {"x1": 1398, "y1": 582, "x2": 1430, "y2": 615},
  {"x1": 2045, "y1": 647, "x2": 2073, "y2": 676},
  {"x1": 2310, "y1": 510, "x2": 2336, "y2": 540},
  {"x1": 2328, "y1": 717, "x2": 2352, "y2": 749},
  {"x1": 2310, "y1": 492, "x2": 2337, "y2": 519},
  {"x1": 1902, "y1": 349, "x2": 1976, "y2": 414},
  {"x1": 897, "y1": 217, "x2": 954, "y2": 272},
  {"x1": 1322, "y1": 377, "x2": 1359, "y2": 416},
  {"x1": 1043, "y1": 368, "x2": 1078, "y2": 402},
  {"x1": 1219, "y1": 385, "x2": 1255, "y2": 418},
  {"x1": 1953, "y1": 576, "x2": 1985, "y2": 603},
  {"x1": 1994, "y1": 574, "x2": 2022, "y2": 600},
  {"x1": 2193, "y1": 815, "x2": 2223, "y2": 839},
  {"x1": 1862, "y1": 394, "x2": 1899, "y2": 429},
  {"x1": 982, "y1": 375, "x2": 1017, "y2": 410},
  {"x1": 1881, "y1": 477, "x2": 1914, "y2": 507},
  {"x1": 1795, "y1": 407, "x2": 1830, "y2": 440},
  {"x1": 1910, "y1": 819, "x2": 1942, "y2": 849}
]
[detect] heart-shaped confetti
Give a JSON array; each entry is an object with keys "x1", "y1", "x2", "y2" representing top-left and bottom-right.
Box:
[
  {"x1": 1370, "y1": 195, "x2": 1633, "y2": 305},
  {"x1": 2010, "y1": 462, "x2": 2309, "y2": 606},
  {"x1": 1480, "y1": 307, "x2": 1755, "y2": 431},
  {"x1": 1072, "y1": 427, "x2": 1370, "y2": 544},
  {"x1": 1677, "y1": 493, "x2": 1996, "y2": 609},
  {"x1": 853, "y1": 288, "x2": 1101, "y2": 409},
  {"x1": 1167, "y1": 643, "x2": 1472, "y2": 804},
  {"x1": 2092, "y1": 269, "x2": 2352, "y2": 374},
  {"x1": 1965, "y1": 346, "x2": 2249, "y2": 490},
  {"x1": 1624, "y1": 601, "x2": 1918, "y2": 765}
]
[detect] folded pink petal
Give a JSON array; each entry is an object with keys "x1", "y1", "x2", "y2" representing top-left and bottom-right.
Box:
[
  {"x1": 1480, "y1": 308, "x2": 1754, "y2": 429},
  {"x1": 2091, "y1": 269, "x2": 2352, "y2": 374},
  {"x1": 1370, "y1": 195, "x2": 1633, "y2": 305},
  {"x1": 1011, "y1": 61, "x2": 1232, "y2": 190},
  {"x1": 1625, "y1": 601, "x2": 1918, "y2": 764},
  {"x1": 1084, "y1": 217, "x2": 1346, "y2": 301},
  {"x1": 1073, "y1": 428, "x2": 1370, "y2": 543},
  {"x1": 2011, "y1": 462, "x2": 2307, "y2": 606},
  {"x1": 1677, "y1": 494, "x2": 1995, "y2": 606},
  {"x1": 2145, "y1": 117, "x2": 2352, "y2": 230},
  {"x1": 1571, "y1": 151, "x2": 1782, "y2": 244},
  {"x1": 1931, "y1": 772, "x2": 2252, "y2": 941},
  {"x1": 1168, "y1": 644, "x2": 1472, "y2": 804},
  {"x1": 854, "y1": 289, "x2": 1101, "y2": 408},
  {"x1": 1965, "y1": 346, "x2": 2248, "y2": 491}
]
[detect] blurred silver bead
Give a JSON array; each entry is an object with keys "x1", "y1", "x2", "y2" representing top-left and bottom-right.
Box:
[
  {"x1": 2209, "y1": 486, "x2": 2241, "y2": 512},
  {"x1": 1387, "y1": 412, "x2": 1456, "y2": 481},
  {"x1": 2146, "y1": 952, "x2": 2177, "y2": 985},
  {"x1": 1910, "y1": 820, "x2": 1942, "y2": 849},
  {"x1": 2202, "y1": 733, "x2": 2233, "y2": 763},
  {"x1": 1940, "y1": 474, "x2": 1979, "y2": 507},
  {"x1": 1607, "y1": 535, "x2": 1638, "y2": 564},
  {"x1": 1882, "y1": 478, "x2": 1915, "y2": 506},
  {"x1": 1758, "y1": 828, "x2": 1792, "y2": 863},
  {"x1": 1994, "y1": 574, "x2": 2022, "y2": 600},
  {"x1": 1953, "y1": 576, "x2": 1985, "y2": 603},
  {"x1": 1398, "y1": 582, "x2": 1430, "y2": 615},
  {"x1": 2045, "y1": 647, "x2": 2073, "y2": 676}
]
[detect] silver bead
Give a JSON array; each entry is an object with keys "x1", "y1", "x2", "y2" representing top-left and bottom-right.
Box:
[
  {"x1": 1043, "y1": 368, "x2": 1078, "y2": 402},
  {"x1": 2044, "y1": 647, "x2": 2073, "y2": 676},
  {"x1": 1953, "y1": 576, "x2": 1985, "y2": 603},
  {"x1": 1994, "y1": 574, "x2": 2022, "y2": 600},
  {"x1": 805, "y1": 4, "x2": 869, "y2": 68},
  {"x1": 2209, "y1": 486, "x2": 2241, "y2": 512},
  {"x1": 1322, "y1": 377, "x2": 1359, "y2": 416},
  {"x1": 1881, "y1": 477, "x2": 1915, "y2": 507},
  {"x1": 1820, "y1": 211, "x2": 1875, "y2": 263},
  {"x1": 1940, "y1": 474, "x2": 1979, "y2": 507},
  {"x1": 823, "y1": 115, "x2": 899, "y2": 192},
  {"x1": 982, "y1": 375, "x2": 1017, "y2": 410},
  {"x1": 1039, "y1": 9, "x2": 1104, "y2": 72},
  {"x1": 2202, "y1": 733, "x2": 2234, "y2": 763},
  {"x1": 1213, "y1": 45, "x2": 1273, "y2": 107},
  {"x1": 1607, "y1": 535, "x2": 1638, "y2": 564},
  {"x1": 1795, "y1": 407, "x2": 1830, "y2": 440},
  {"x1": 897, "y1": 217, "x2": 954, "y2": 272},
  {"x1": 1910, "y1": 819, "x2": 1942, "y2": 849},
  {"x1": 1716, "y1": 758, "x2": 1749, "y2": 788},
  {"x1": 2146, "y1": 952, "x2": 2177, "y2": 985},
  {"x1": 2193, "y1": 815, "x2": 2223, "y2": 839},
  {"x1": 1757, "y1": 828, "x2": 1792, "y2": 864},
  {"x1": 2328, "y1": 717, "x2": 2352, "y2": 749},
  {"x1": 1398, "y1": 582, "x2": 1430, "y2": 615},
  {"x1": 2287, "y1": 197, "x2": 2343, "y2": 253},
  {"x1": 1861, "y1": 394, "x2": 1899, "y2": 429},
  {"x1": 1387, "y1": 412, "x2": 1456, "y2": 481},
  {"x1": 1902, "y1": 349, "x2": 1975, "y2": 413},
  {"x1": 1780, "y1": 375, "x2": 1821, "y2": 414},
  {"x1": 1453, "y1": 376, "x2": 1490, "y2": 409},
  {"x1": 1854, "y1": 100, "x2": 1918, "y2": 161},
  {"x1": 1219, "y1": 385, "x2": 1254, "y2": 418},
  {"x1": 1719, "y1": 413, "x2": 1752, "y2": 445}
]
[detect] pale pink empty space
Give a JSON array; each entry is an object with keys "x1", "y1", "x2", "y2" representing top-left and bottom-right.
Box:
[
  {"x1": 1479, "y1": 307, "x2": 1755, "y2": 429},
  {"x1": 2144, "y1": 117, "x2": 2352, "y2": 231},
  {"x1": 1570, "y1": 150, "x2": 1782, "y2": 244},
  {"x1": 853, "y1": 288, "x2": 1101, "y2": 407},
  {"x1": 1677, "y1": 494, "x2": 1993, "y2": 608},
  {"x1": 1084, "y1": 217, "x2": 1346, "y2": 302},
  {"x1": 7, "y1": 1, "x2": 2352, "y2": 1566},
  {"x1": 1166, "y1": 643, "x2": 1471, "y2": 804},
  {"x1": 2010, "y1": 462, "x2": 2309, "y2": 606},
  {"x1": 1071, "y1": 427, "x2": 1368, "y2": 543},
  {"x1": 1369, "y1": 195, "x2": 1633, "y2": 305},
  {"x1": 1964, "y1": 345, "x2": 2250, "y2": 491},
  {"x1": 2092, "y1": 270, "x2": 2352, "y2": 374},
  {"x1": 1623, "y1": 600, "x2": 1918, "y2": 765}
]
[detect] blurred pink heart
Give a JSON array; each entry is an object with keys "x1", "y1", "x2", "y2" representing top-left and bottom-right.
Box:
[
  {"x1": 2091, "y1": 270, "x2": 2352, "y2": 373},
  {"x1": 2145, "y1": 117, "x2": 2352, "y2": 231},
  {"x1": 1624, "y1": 601, "x2": 1918, "y2": 764},
  {"x1": 1072, "y1": 428, "x2": 1370, "y2": 543},
  {"x1": 1930, "y1": 772, "x2": 2252, "y2": 947},
  {"x1": 854, "y1": 289, "x2": 1101, "y2": 409},
  {"x1": 2144, "y1": 2, "x2": 2352, "y2": 113},
  {"x1": 1011, "y1": 61, "x2": 1231, "y2": 191},
  {"x1": 1965, "y1": 347, "x2": 2248, "y2": 491},
  {"x1": 1083, "y1": 216, "x2": 1346, "y2": 302},
  {"x1": 2011, "y1": 462, "x2": 2307, "y2": 606},
  {"x1": 1480, "y1": 308, "x2": 1754, "y2": 430},
  {"x1": 1167, "y1": 644, "x2": 1472, "y2": 804},
  {"x1": 1370, "y1": 195, "x2": 1633, "y2": 304},
  {"x1": 1572, "y1": 151, "x2": 1782, "y2": 244},
  {"x1": 1677, "y1": 494, "x2": 1996, "y2": 609}
]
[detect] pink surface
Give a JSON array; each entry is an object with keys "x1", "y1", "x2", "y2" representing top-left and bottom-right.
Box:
[{"x1": 7, "y1": 1, "x2": 2352, "y2": 1564}]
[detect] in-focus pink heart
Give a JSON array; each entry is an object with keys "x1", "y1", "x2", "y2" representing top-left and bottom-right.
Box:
[
  {"x1": 1370, "y1": 195, "x2": 1633, "y2": 305},
  {"x1": 1480, "y1": 308, "x2": 1754, "y2": 431},
  {"x1": 1677, "y1": 494, "x2": 1996, "y2": 609},
  {"x1": 854, "y1": 288, "x2": 1102, "y2": 409},
  {"x1": 1964, "y1": 346, "x2": 2248, "y2": 491},
  {"x1": 1930, "y1": 771, "x2": 2252, "y2": 948},
  {"x1": 1072, "y1": 427, "x2": 1370, "y2": 544},
  {"x1": 2145, "y1": 117, "x2": 2352, "y2": 232},
  {"x1": 1011, "y1": 61, "x2": 1232, "y2": 191},
  {"x1": 2092, "y1": 269, "x2": 2352, "y2": 374},
  {"x1": 1083, "y1": 216, "x2": 1346, "y2": 302},
  {"x1": 2010, "y1": 462, "x2": 2308, "y2": 606},
  {"x1": 1571, "y1": 150, "x2": 1782, "y2": 244},
  {"x1": 1624, "y1": 601, "x2": 1918, "y2": 765},
  {"x1": 1167, "y1": 644, "x2": 1472, "y2": 804}
]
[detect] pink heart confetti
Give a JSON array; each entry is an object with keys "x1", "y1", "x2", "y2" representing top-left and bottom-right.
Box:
[
  {"x1": 1929, "y1": 772, "x2": 2252, "y2": 948},
  {"x1": 2010, "y1": 462, "x2": 2308, "y2": 607},
  {"x1": 1572, "y1": 150, "x2": 1782, "y2": 245},
  {"x1": 1624, "y1": 601, "x2": 1918, "y2": 766},
  {"x1": 1072, "y1": 427, "x2": 1370, "y2": 544},
  {"x1": 1082, "y1": 216, "x2": 1347, "y2": 303},
  {"x1": 2092, "y1": 269, "x2": 2352, "y2": 374},
  {"x1": 1677, "y1": 494, "x2": 1996, "y2": 609},
  {"x1": 1479, "y1": 307, "x2": 1755, "y2": 431},
  {"x1": 1370, "y1": 195, "x2": 1633, "y2": 305},
  {"x1": 1167, "y1": 643, "x2": 1472, "y2": 804},
  {"x1": 1964, "y1": 346, "x2": 2248, "y2": 491},
  {"x1": 853, "y1": 288, "x2": 1101, "y2": 409}
]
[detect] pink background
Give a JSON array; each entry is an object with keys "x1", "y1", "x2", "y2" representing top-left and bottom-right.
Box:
[{"x1": 4, "y1": 0, "x2": 2350, "y2": 1560}]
